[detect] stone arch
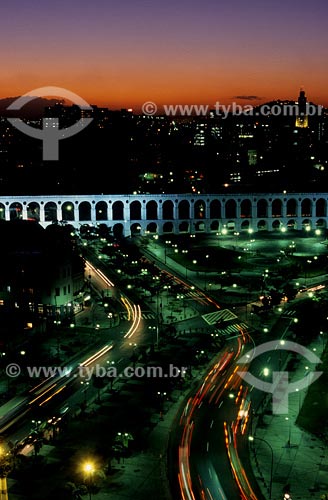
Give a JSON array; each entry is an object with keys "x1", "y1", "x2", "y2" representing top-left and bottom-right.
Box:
[
  {"x1": 316, "y1": 218, "x2": 326, "y2": 228},
  {"x1": 27, "y1": 202, "x2": 40, "y2": 221},
  {"x1": 210, "y1": 199, "x2": 221, "y2": 219},
  {"x1": 113, "y1": 223, "x2": 124, "y2": 237},
  {"x1": 194, "y1": 200, "x2": 205, "y2": 219},
  {"x1": 257, "y1": 199, "x2": 268, "y2": 218},
  {"x1": 286, "y1": 199, "x2": 297, "y2": 217},
  {"x1": 210, "y1": 220, "x2": 219, "y2": 231},
  {"x1": 226, "y1": 220, "x2": 235, "y2": 231},
  {"x1": 178, "y1": 200, "x2": 190, "y2": 219},
  {"x1": 131, "y1": 223, "x2": 142, "y2": 235},
  {"x1": 302, "y1": 219, "x2": 311, "y2": 230},
  {"x1": 316, "y1": 198, "x2": 326, "y2": 217},
  {"x1": 301, "y1": 198, "x2": 312, "y2": 217},
  {"x1": 241, "y1": 220, "x2": 250, "y2": 230},
  {"x1": 96, "y1": 201, "x2": 108, "y2": 221},
  {"x1": 195, "y1": 221, "x2": 205, "y2": 231},
  {"x1": 162, "y1": 200, "x2": 174, "y2": 220},
  {"x1": 179, "y1": 221, "x2": 189, "y2": 232},
  {"x1": 147, "y1": 222, "x2": 157, "y2": 233},
  {"x1": 0, "y1": 203, "x2": 5, "y2": 220},
  {"x1": 130, "y1": 200, "x2": 141, "y2": 220},
  {"x1": 272, "y1": 219, "x2": 281, "y2": 230},
  {"x1": 240, "y1": 199, "x2": 252, "y2": 218},
  {"x1": 163, "y1": 221, "x2": 174, "y2": 233},
  {"x1": 9, "y1": 202, "x2": 23, "y2": 220},
  {"x1": 257, "y1": 220, "x2": 267, "y2": 231},
  {"x1": 45, "y1": 202, "x2": 57, "y2": 222},
  {"x1": 79, "y1": 201, "x2": 91, "y2": 222},
  {"x1": 112, "y1": 201, "x2": 124, "y2": 220},
  {"x1": 62, "y1": 201, "x2": 74, "y2": 221},
  {"x1": 272, "y1": 199, "x2": 282, "y2": 217},
  {"x1": 146, "y1": 200, "x2": 158, "y2": 220},
  {"x1": 287, "y1": 219, "x2": 297, "y2": 230},
  {"x1": 225, "y1": 199, "x2": 237, "y2": 218}
]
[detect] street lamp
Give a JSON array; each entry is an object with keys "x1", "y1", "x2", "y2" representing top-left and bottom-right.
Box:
[
  {"x1": 177, "y1": 293, "x2": 186, "y2": 320},
  {"x1": 319, "y1": 331, "x2": 326, "y2": 350},
  {"x1": 0, "y1": 446, "x2": 11, "y2": 500},
  {"x1": 80, "y1": 381, "x2": 90, "y2": 407},
  {"x1": 31, "y1": 419, "x2": 42, "y2": 430},
  {"x1": 204, "y1": 254, "x2": 210, "y2": 290},
  {"x1": 82, "y1": 461, "x2": 95, "y2": 500},
  {"x1": 249, "y1": 435, "x2": 274, "y2": 499},
  {"x1": 157, "y1": 391, "x2": 167, "y2": 415},
  {"x1": 164, "y1": 240, "x2": 171, "y2": 264},
  {"x1": 181, "y1": 249, "x2": 189, "y2": 278},
  {"x1": 148, "y1": 325, "x2": 156, "y2": 349},
  {"x1": 285, "y1": 416, "x2": 292, "y2": 447}
]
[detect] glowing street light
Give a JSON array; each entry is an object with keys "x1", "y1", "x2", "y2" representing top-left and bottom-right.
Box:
[
  {"x1": 82, "y1": 461, "x2": 95, "y2": 500},
  {"x1": 0, "y1": 446, "x2": 10, "y2": 500},
  {"x1": 83, "y1": 462, "x2": 94, "y2": 474}
]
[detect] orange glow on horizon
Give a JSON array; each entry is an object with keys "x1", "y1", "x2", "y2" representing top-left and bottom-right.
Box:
[{"x1": 1, "y1": 65, "x2": 328, "y2": 110}]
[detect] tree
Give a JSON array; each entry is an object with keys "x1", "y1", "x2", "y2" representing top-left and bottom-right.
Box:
[
  {"x1": 92, "y1": 374, "x2": 105, "y2": 403},
  {"x1": 283, "y1": 284, "x2": 297, "y2": 301}
]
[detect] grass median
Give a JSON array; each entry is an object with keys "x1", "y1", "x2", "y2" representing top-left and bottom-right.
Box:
[{"x1": 296, "y1": 344, "x2": 328, "y2": 439}]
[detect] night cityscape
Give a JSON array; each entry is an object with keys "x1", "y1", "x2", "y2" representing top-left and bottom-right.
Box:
[{"x1": 0, "y1": 1, "x2": 328, "y2": 499}]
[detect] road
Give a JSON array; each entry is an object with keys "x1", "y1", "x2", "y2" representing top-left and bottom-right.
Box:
[
  {"x1": 1, "y1": 237, "x2": 308, "y2": 500},
  {"x1": 0, "y1": 253, "x2": 146, "y2": 453}
]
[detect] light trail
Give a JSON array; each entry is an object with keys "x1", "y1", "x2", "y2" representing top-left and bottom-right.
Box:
[
  {"x1": 29, "y1": 383, "x2": 58, "y2": 406},
  {"x1": 86, "y1": 259, "x2": 142, "y2": 340},
  {"x1": 124, "y1": 304, "x2": 142, "y2": 339},
  {"x1": 85, "y1": 260, "x2": 115, "y2": 287},
  {"x1": 80, "y1": 342, "x2": 115, "y2": 367}
]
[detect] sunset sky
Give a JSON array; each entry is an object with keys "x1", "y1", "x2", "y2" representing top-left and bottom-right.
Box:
[{"x1": 1, "y1": 0, "x2": 327, "y2": 110}]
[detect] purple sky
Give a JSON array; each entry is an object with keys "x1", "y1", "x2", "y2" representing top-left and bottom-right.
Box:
[{"x1": 0, "y1": 0, "x2": 327, "y2": 109}]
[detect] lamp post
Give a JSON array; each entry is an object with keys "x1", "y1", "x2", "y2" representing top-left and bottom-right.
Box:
[
  {"x1": 181, "y1": 249, "x2": 188, "y2": 279},
  {"x1": 148, "y1": 325, "x2": 156, "y2": 349},
  {"x1": 204, "y1": 254, "x2": 210, "y2": 290},
  {"x1": 0, "y1": 446, "x2": 11, "y2": 500},
  {"x1": 82, "y1": 462, "x2": 94, "y2": 500},
  {"x1": 249, "y1": 435, "x2": 274, "y2": 499},
  {"x1": 155, "y1": 288, "x2": 160, "y2": 349},
  {"x1": 177, "y1": 294, "x2": 186, "y2": 320},
  {"x1": 80, "y1": 381, "x2": 89, "y2": 408},
  {"x1": 157, "y1": 391, "x2": 167, "y2": 414},
  {"x1": 164, "y1": 240, "x2": 171, "y2": 265},
  {"x1": 320, "y1": 331, "x2": 326, "y2": 351},
  {"x1": 285, "y1": 416, "x2": 291, "y2": 447}
]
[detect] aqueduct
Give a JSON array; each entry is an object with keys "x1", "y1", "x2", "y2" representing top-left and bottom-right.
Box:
[{"x1": 1, "y1": 193, "x2": 327, "y2": 236}]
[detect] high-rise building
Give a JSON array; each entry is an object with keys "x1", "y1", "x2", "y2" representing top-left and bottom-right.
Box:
[{"x1": 295, "y1": 88, "x2": 309, "y2": 128}]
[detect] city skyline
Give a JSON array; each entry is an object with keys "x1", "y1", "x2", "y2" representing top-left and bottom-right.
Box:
[{"x1": 1, "y1": 0, "x2": 328, "y2": 109}]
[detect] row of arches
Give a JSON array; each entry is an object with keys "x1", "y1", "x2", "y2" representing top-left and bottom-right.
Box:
[
  {"x1": 2, "y1": 197, "x2": 328, "y2": 223},
  {"x1": 102, "y1": 218, "x2": 328, "y2": 238}
]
